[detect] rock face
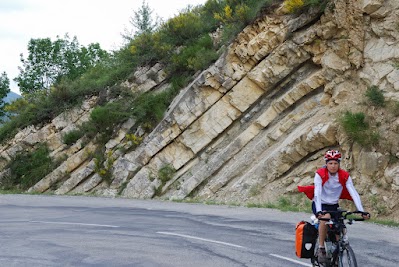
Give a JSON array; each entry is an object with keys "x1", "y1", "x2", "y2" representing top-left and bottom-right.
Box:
[{"x1": 1, "y1": 0, "x2": 399, "y2": 220}]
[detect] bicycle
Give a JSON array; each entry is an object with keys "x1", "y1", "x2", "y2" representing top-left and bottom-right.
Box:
[{"x1": 311, "y1": 209, "x2": 368, "y2": 267}]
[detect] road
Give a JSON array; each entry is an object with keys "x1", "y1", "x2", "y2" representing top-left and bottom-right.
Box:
[{"x1": 0, "y1": 194, "x2": 398, "y2": 267}]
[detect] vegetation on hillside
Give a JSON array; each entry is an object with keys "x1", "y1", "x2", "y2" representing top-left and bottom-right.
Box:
[
  {"x1": 283, "y1": 0, "x2": 328, "y2": 13},
  {"x1": 0, "y1": 0, "x2": 275, "y2": 190},
  {"x1": 1, "y1": 144, "x2": 57, "y2": 190},
  {"x1": 340, "y1": 85, "x2": 399, "y2": 163},
  {"x1": 0, "y1": 72, "x2": 11, "y2": 121},
  {"x1": 0, "y1": 0, "x2": 274, "y2": 146}
]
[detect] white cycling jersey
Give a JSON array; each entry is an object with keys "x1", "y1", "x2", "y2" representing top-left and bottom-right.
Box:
[{"x1": 314, "y1": 172, "x2": 364, "y2": 213}]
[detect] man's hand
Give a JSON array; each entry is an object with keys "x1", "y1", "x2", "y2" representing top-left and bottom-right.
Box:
[
  {"x1": 316, "y1": 211, "x2": 324, "y2": 219},
  {"x1": 362, "y1": 212, "x2": 371, "y2": 220}
]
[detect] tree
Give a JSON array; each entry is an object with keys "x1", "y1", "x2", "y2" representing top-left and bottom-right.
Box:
[
  {"x1": 0, "y1": 72, "x2": 11, "y2": 120},
  {"x1": 14, "y1": 34, "x2": 108, "y2": 94},
  {"x1": 122, "y1": 0, "x2": 161, "y2": 42}
]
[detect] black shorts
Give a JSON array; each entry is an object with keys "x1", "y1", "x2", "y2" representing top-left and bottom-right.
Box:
[{"x1": 312, "y1": 201, "x2": 339, "y2": 216}]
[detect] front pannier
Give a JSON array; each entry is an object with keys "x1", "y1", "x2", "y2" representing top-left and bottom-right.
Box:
[{"x1": 295, "y1": 221, "x2": 318, "y2": 258}]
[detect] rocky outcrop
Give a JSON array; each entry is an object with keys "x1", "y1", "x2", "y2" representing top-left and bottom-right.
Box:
[{"x1": 1, "y1": 0, "x2": 398, "y2": 220}]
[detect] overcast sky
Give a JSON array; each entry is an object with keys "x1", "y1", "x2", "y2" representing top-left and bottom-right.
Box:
[{"x1": 0, "y1": 0, "x2": 207, "y2": 94}]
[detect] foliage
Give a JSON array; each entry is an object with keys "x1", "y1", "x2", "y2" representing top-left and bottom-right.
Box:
[
  {"x1": 62, "y1": 129, "x2": 84, "y2": 146},
  {"x1": 214, "y1": 1, "x2": 252, "y2": 24},
  {"x1": 0, "y1": 88, "x2": 81, "y2": 143},
  {"x1": 0, "y1": 0, "x2": 272, "y2": 147},
  {"x1": 14, "y1": 34, "x2": 108, "y2": 94},
  {"x1": 283, "y1": 0, "x2": 305, "y2": 13},
  {"x1": 122, "y1": 0, "x2": 160, "y2": 42},
  {"x1": 365, "y1": 86, "x2": 385, "y2": 107},
  {"x1": 4, "y1": 97, "x2": 28, "y2": 115},
  {"x1": 161, "y1": 8, "x2": 206, "y2": 47},
  {"x1": 0, "y1": 72, "x2": 11, "y2": 120},
  {"x1": 129, "y1": 32, "x2": 165, "y2": 66},
  {"x1": 90, "y1": 103, "x2": 129, "y2": 130},
  {"x1": 170, "y1": 35, "x2": 218, "y2": 73},
  {"x1": 94, "y1": 150, "x2": 115, "y2": 185},
  {"x1": 247, "y1": 195, "x2": 311, "y2": 212},
  {"x1": 128, "y1": 75, "x2": 190, "y2": 129},
  {"x1": 283, "y1": 0, "x2": 326, "y2": 13},
  {"x1": 340, "y1": 111, "x2": 379, "y2": 146},
  {"x1": 213, "y1": 0, "x2": 273, "y2": 43},
  {"x1": 4, "y1": 144, "x2": 55, "y2": 190},
  {"x1": 158, "y1": 164, "x2": 176, "y2": 184},
  {"x1": 153, "y1": 164, "x2": 176, "y2": 196},
  {"x1": 125, "y1": 133, "x2": 143, "y2": 145},
  {"x1": 80, "y1": 101, "x2": 132, "y2": 142},
  {"x1": 0, "y1": 0, "x2": 278, "y2": 146},
  {"x1": 370, "y1": 219, "x2": 399, "y2": 227}
]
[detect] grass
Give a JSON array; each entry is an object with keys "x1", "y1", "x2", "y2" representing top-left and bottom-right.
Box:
[
  {"x1": 0, "y1": 189, "x2": 25, "y2": 194},
  {"x1": 370, "y1": 219, "x2": 399, "y2": 228},
  {"x1": 173, "y1": 195, "x2": 312, "y2": 213},
  {"x1": 153, "y1": 164, "x2": 177, "y2": 196},
  {"x1": 158, "y1": 164, "x2": 176, "y2": 184},
  {"x1": 365, "y1": 86, "x2": 385, "y2": 107},
  {"x1": 340, "y1": 111, "x2": 379, "y2": 146},
  {"x1": 247, "y1": 195, "x2": 312, "y2": 212},
  {"x1": 62, "y1": 129, "x2": 84, "y2": 146},
  {"x1": 3, "y1": 144, "x2": 56, "y2": 190}
]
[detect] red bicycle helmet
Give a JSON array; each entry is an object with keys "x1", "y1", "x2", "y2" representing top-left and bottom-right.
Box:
[{"x1": 324, "y1": 149, "x2": 342, "y2": 162}]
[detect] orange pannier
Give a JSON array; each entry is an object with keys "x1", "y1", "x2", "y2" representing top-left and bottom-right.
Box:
[{"x1": 295, "y1": 221, "x2": 318, "y2": 258}]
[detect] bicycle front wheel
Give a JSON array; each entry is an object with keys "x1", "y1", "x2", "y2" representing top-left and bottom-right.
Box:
[{"x1": 338, "y1": 245, "x2": 357, "y2": 267}]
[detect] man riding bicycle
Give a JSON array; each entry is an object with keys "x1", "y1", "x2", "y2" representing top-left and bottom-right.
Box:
[{"x1": 298, "y1": 149, "x2": 370, "y2": 263}]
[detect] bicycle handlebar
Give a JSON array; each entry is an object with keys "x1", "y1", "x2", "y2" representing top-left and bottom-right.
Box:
[{"x1": 317, "y1": 210, "x2": 369, "y2": 221}]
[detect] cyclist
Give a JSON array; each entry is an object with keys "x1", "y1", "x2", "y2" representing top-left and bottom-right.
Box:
[{"x1": 298, "y1": 149, "x2": 370, "y2": 263}]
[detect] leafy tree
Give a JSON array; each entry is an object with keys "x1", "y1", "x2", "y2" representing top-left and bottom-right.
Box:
[
  {"x1": 14, "y1": 34, "x2": 108, "y2": 94},
  {"x1": 122, "y1": 0, "x2": 160, "y2": 42},
  {"x1": 0, "y1": 72, "x2": 11, "y2": 120}
]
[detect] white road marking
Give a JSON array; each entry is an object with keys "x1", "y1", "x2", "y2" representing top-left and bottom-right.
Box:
[
  {"x1": 157, "y1": 231, "x2": 245, "y2": 248},
  {"x1": 270, "y1": 253, "x2": 312, "y2": 267},
  {"x1": 29, "y1": 220, "x2": 119, "y2": 228}
]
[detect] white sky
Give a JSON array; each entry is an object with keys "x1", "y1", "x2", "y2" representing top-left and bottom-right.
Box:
[{"x1": 0, "y1": 0, "x2": 207, "y2": 94}]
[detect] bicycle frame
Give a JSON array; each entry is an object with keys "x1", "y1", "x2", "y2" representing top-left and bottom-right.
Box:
[{"x1": 311, "y1": 210, "x2": 365, "y2": 267}]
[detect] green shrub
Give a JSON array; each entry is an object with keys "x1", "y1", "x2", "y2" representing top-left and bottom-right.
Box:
[
  {"x1": 62, "y1": 129, "x2": 84, "y2": 146},
  {"x1": 366, "y1": 86, "x2": 385, "y2": 107},
  {"x1": 90, "y1": 102, "x2": 130, "y2": 130},
  {"x1": 340, "y1": 111, "x2": 379, "y2": 146},
  {"x1": 283, "y1": 0, "x2": 326, "y2": 13},
  {"x1": 132, "y1": 89, "x2": 176, "y2": 125},
  {"x1": 93, "y1": 150, "x2": 115, "y2": 185},
  {"x1": 125, "y1": 133, "x2": 143, "y2": 145},
  {"x1": 129, "y1": 32, "x2": 165, "y2": 66},
  {"x1": 153, "y1": 164, "x2": 176, "y2": 196},
  {"x1": 0, "y1": 119, "x2": 19, "y2": 144},
  {"x1": 170, "y1": 35, "x2": 218, "y2": 73},
  {"x1": 0, "y1": 0, "x2": 274, "y2": 147},
  {"x1": 6, "y1": 144, "x2": 55, "y2": 190},
  {"x1": 160, "y1": 8, "x2": 206, "y2": 47},
  {"x1": 158, "y1": 164, "x2": 176, "y2": 184},
  {"x1": 214, "y1": 0, "x2": 273, "y2": 43},
  {"x1": 341, "y1": 111, "x2": 368, "y2": 133}
]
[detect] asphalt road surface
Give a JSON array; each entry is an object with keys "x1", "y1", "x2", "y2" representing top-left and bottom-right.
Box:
[{"x1": 0, "y1": 194, "x2": 398, "y2": 267}]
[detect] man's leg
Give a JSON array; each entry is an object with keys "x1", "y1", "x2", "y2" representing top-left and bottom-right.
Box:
[{"x1": 318, "y1": 213, "x2": 331, "y2": 245}]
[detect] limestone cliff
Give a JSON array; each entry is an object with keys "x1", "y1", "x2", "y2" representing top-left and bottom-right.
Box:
[{"x1": 1, "y1": 0, "x2": 398, "y2": 221}]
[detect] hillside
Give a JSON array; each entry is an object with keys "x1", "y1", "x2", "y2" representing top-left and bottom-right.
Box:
[
  {"x1": 0, "y1": 0, "x2": 398, "y2": 222},
  {"x1": 3, "y1": 91, "x2": 21, "y2": 104}
]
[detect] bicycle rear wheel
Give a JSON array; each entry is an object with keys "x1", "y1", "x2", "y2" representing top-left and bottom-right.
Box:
[{"x1": 338, "y1": 245, "x2": 357, "y2": 267}]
